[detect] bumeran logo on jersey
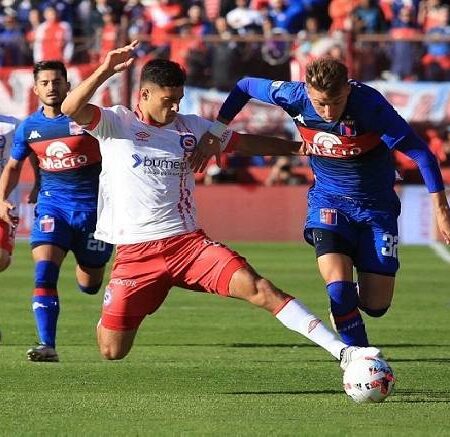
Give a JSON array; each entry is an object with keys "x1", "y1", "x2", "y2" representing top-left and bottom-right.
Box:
[
  {"x1": 132, "y1": 154, "x2": 188, "y2": 176},
  {"x1": 41, "y1": 141, "x2": 88, "y2": 170}
]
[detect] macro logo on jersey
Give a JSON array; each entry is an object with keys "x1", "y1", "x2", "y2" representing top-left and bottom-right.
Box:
[
  {"x1": 179, "y1": 133, "x2": 197, "y2": 152},
  {"x1": 299, "y1": 127, "x2": 381, "y2": 159},
  {"x1": 40, "y1": 141, "x2": 89, "y2": 171}
]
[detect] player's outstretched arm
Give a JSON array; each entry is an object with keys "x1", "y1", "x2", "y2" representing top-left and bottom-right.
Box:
[
  {"x1": 234, "y1": 133, "x2": 305, "y2": 156},
  {"x1": 61, "y1": 40, "x2": 139, "y2": 125},
  {"x1": 431, "y1": 191, "x2": 450, "y2": 244},
  {"x1": 0, "y1": 158, "x2": 23, "y2": 226}
]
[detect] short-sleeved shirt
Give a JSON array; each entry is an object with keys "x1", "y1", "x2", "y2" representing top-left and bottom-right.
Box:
[{"x1": 85, "y1": 105, "x2": 235, "y2": 244}]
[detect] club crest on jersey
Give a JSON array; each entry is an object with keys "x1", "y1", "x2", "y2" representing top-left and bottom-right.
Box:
[
  {"x1": 179, "y1": 133, "x2": 197, "y2": 152},
  {"x1": 320, "y1": 208, "x2": 337, "y2": 225},
  {"x1": 0, "y1": 135, "x2": 5, "y2": 147},
  {"x1": 39, "y1": 215, "x2": 55, "y2": 233},
  {"x1": 69, "y1": 121, "x2": 84, "y2": 136},
  {"x1": 339, "y1": 118, "x2": 356, "y2": 136}
]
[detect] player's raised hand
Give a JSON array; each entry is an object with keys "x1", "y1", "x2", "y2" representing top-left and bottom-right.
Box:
[
  {"x1": 101, "y1": 40, "x2": 139, "y2": 75},
  {"x1": 189, "y1": 132, "x2": 222, "y2": 173},
  {"x1": 0, "y1": 200, "x2": 19, "y2": 227}
]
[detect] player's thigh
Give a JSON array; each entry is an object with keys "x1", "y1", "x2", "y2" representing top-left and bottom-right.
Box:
[
  {"x1": 176, "y1": 235, "x2": 248, "y2": 296},
  {"x1": 31, "y1": 244, "x2": 66, "y2": 265},
  {"x1": 71, "y1": 211, "x2": 114, "y2": 273},
  {"x1": 101, "y1": 243, "x2": 172, "y2": 332},
  {"x1": 357, "y1": 272, "x2": 395, "y2": 309},
  {"x1": 355, "y1": 212, "x2": 399, "y2": 277}
]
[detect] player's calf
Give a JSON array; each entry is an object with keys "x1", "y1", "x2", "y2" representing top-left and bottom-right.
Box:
[
  {"x1": 229, "y1": 269, "x2": 290, "y2": 312},
  {"x1": 359, "y1": 305, "x2": 390, "y2": 318},
  {"x1": 0, "y1": 250, "x2": 11, "y2": 272},
  {"x1": 78, "y1": 282, "x2": 102, "y2": 295}
]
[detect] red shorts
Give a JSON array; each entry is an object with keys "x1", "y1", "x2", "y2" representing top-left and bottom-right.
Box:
[
  {"x1": 101, "y1": 230, "x2": 248, "y2": 331},
  {"x1": 0, "y1": 220, "x2": 15, "y2": 254}
]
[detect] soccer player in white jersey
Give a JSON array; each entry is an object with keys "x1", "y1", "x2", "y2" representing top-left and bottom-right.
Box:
[
  {"x1": 61, "y1": 41, "x2": 380, "y2": 369},
  {"x1": 0, "y1": 114, "x2": 30, "y2": 272}
]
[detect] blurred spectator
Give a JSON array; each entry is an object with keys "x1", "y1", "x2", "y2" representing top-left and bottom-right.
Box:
[
  {"x1": 421, "y1": 5, "x2": 450, "y2": 81},
  {"x1": 226, "y1": 0, "x2": 264, "y2": 33},
  {"x1": 328, "y1": 0, "x2": 360, "y2": 32},
  {"x1": 92, "y1": 7, "x2": 120, "y2": 63},
  {"x1": 144, "y1": 0, "x2": 185, "y2": 58},
  {"x1": 352, "y1": 0, "x2": 388, "y2": 33},
  {"x1": 32, "y1": 5, "x2": 74, "y2": 63},
  {"x1": 389, "y1": 5, "x2": 423, "y2": 80},
  {"x1": 265, "y1": 0, "x2": 306, "y2": 34},
  {"x1": 426, "y1": 127, "x2": 449, "y2": 165},
  {"x1": 352, "y1": 0, "x2": 389, "y2": 80},
  {"x1": 171, "y1": 4, "x2": 213, "y2": 87},
  {"x1": 210, "y1": 16, "x2": 242, "y2": 91},
  {"x1": 418, "y1": 0, "x2": 448, "y2": 31},
  {"x1": 265, "y1": 156, "x2": 307, "y2": 186},
  {"x1": 442, "y1": 126, "x2": 450, "y2": 166},
  {"x1": 0, "y1": 10, "x2": 27, "y2": 66}
]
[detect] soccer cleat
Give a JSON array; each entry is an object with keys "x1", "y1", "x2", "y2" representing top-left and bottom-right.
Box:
[
  {"x1": 339, "y1": 346, "x2": 381, "y2": 371},
  {"x1": 26, "y1": 344, "x2": 59, "y2": 362}
]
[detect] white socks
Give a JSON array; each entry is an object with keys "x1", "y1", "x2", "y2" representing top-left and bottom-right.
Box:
[{"x1": 275, "y1": 299, "x2": 346, "y2": 359}]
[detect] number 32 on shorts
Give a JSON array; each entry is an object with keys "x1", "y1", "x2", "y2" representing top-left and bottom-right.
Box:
[{"x1": 381, "y1": 233, "x2": 398, "y2": 258}]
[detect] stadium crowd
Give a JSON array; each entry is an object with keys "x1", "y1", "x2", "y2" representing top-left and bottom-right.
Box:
[{"x1": 0, "y1": 0, "x2": 449, "y2": 184}]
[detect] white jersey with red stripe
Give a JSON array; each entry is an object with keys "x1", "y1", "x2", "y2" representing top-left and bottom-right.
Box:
[
  {"x1": 0, "y1": 115, "x2": 20, "y2": 174},
  {"x1": 85, "y1": 105, "x2": 235, "y2": 244},
  {"x1": 0, "y1": 115, "x2": 20, "y2": 205}
]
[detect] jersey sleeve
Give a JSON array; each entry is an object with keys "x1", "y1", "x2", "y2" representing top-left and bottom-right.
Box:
[
  {"x1": 84, "y1": 105, "x2": 127, "y2": 141},
  {"x1": 218, "y1": 77, "x2": 304, "y2": 121},
  {"x1": 366, "y1": 89, "x2": 412, "y2": 149},
  {"x1": 10, "y1": 120, "x2": 31, "y2": 161}
]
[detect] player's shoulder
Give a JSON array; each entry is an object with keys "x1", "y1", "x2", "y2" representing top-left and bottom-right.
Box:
[
  {"x1": 349, "y1": 80, "x2": 386, "y2": 105},
  {"x1": 175, "y1": 113, "x2": 208, "y2": 129}
]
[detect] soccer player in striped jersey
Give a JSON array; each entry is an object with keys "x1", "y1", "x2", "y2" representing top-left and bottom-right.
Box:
[
  {"x1": 60, "y1": 41, "x2": 380, "y2": 369},
  {"x1": 0, "y1": 61, "x2": 113, "y2": 362},
  {"x1": 191, "y1": 57, "x2": 450, "y2": 347}
]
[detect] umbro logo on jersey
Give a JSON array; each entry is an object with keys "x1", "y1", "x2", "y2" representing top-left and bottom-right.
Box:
[
  {"x1": 135, "y1": 131, "x2": 150, "y2": 141},
  {"x1": 28, "y1": 130, "x2": 41, "y2": 139}
]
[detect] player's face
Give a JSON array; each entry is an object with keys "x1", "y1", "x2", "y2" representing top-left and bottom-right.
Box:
[
  {"x1": 142, "y1": 84, "x2": 184, "y2": 125},
  {"x1": 34, "y1": 70, "x2": 70, "y2": 107},
  {"x1": 307, "y1": 83, "x2": 350, "y2": 123}
]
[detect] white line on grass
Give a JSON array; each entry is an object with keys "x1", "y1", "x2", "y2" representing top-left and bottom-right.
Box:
[{"x1": 429, "y1": 242, "x2": 450, "y2": 264}]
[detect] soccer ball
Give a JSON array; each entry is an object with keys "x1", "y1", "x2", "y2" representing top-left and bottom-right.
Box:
[{"x1": 343, "y1": 356, "x2": 395, "y2": 403}]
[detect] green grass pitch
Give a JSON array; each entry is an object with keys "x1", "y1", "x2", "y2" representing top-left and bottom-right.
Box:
[{"x1": 1, "y1": 242, "x2": 449, "y2": 436}]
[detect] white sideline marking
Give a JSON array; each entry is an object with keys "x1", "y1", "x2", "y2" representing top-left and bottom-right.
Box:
[{"x1": 429, "y1": 242, "x2": 450, "y2": 264}]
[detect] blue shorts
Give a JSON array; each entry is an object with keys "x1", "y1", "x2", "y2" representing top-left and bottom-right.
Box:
[
  {"x1": 304, "y1": 190, "x2": 401, "y2": 276},
  {"x1": 31, "y1": 203, "x2": 113, "y2": 268}
]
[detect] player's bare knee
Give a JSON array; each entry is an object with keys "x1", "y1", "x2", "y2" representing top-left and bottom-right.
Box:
[{"x1": 99, "y1": 342, "x2": 130, "y2": 360}]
